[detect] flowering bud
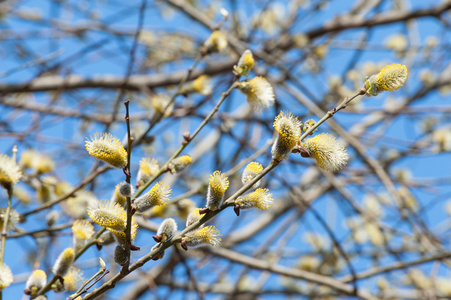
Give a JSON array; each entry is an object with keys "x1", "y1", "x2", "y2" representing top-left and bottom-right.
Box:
[
  {"x1": 0, "y1": 153, "x2": 22, "y2": 190},
  {"x1": 364, "y1": 64, "x2": 408, "y2": 96},
  {"x1": 176, "y1": 198, "x2": 196, "y2": 220},
  {"x1": 182, "y1": 226, "x2": 221, "y2": 250},
  {"x1": 85, "y1": 133, "x2": 128, "y2": 168},
  {"x1": 52, "y1": 248, "x2": 75, "y2": 277},
  {"x1": 118, "y1": 182, "x2": 134, "y2": 198},
  {"x1": 168, "y1": 155, "x2": 192, "y2": 173},
  {"x1": 99, "y1": 257, "x2": 106, "y2": 270},
  {"x1": 241, "y1": 162, "x2": 263, "y2": 188},
  {"x1": 111, "y1": 183, "x2": 126, "y2": 206},
  {"x1": 234, "y1": 50, "x2": 254, "y2": 76},
  {"x1": 72, "y1": 220, "x2": 94, "y2": 252},
  {"x1": 186, "y1": 208, "x2": 204, "y2": 228},
  {"x1": 238, "y1": 77, "x2": 275, "y2": 110},
  {"x1": 206, "y1": 171, "x2": 229, "y2": 211},
  {"x1": 46, "y1": 210, "x2": 60, "y2": 227},
  {"x1": 203, "y1": 30, "x2": 228, "y2": 53},
  {"x1": 88, "y1": 200, "x2": 127, "y2": 231},
  {"x1": 156, "y1": 218, "x2": 178, "y2": 242},
  {"x1": 303, "y1": 133, "x2": 349, "y2": 171},
  {"x1": 272, "y1": 111, "x2": 302, "y2": 159},
  {"x1": 0, "y1": 264, "x2": 13, "y2": 290},
  {"x1": 133, "y1": 182, "x2": 171, "y2": 213},
  {"x1": 137, "y1": 157, "x2": 159, "y2": 187},
  {"x1": 235, "y1": 188, "x2": 273, "y2": 210},
  {"x1": 114, "y1": 245, "x2": 128, "y2": 266},
  {"x1": 303, "y1": 119, "x2": 317, "y2": 134},
  {"x1": 25, "y1": 269, "x2": 46, "y2": 295}
]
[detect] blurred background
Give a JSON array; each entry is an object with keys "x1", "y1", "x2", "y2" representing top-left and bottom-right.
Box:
[{"x1": 1, "y1": 0, "x2": 451, "y2": 299}]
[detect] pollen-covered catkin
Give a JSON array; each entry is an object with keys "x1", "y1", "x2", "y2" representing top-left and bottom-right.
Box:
[
  {"x1": 137, "y1": 157, "x2": 159, "y2": 186},
  {"x1": 85, "y1": 132, "x2": 127, "y2": 168},
  {"x1": 168, "y1": 155, "x2": 192, "y2": 173},
  {"x1": 183, "y1": 226, "x2": 221, "y2": 249},
  {"x1": 186, "y1": 208, "x2": 204, "y2": 228},
  {"x1": 241, "y1": 162, "x2": 263, "y2": 188},
  {"x1": 25, "y1": 269, "x2": 47, "y2": 293},
  {"x1": 234, "y1": 49, "x2": 254, "y2": 76},
  {"x1": 272, "y1": 111, "x2": 302, "y2": 159},
  {"x1": 133, "y1": 182, "x2": 171, "y2": 213},
  {"x1": 236, "y1": 188, "x2": 273, "y2": 210},
  {"x1": 365, "y1": 64, "x2": 408, "y2": 96},
  {"x1": 206, "y1": 171, "x2": 229, "y2": 211},
  {"x1": 303, "y1": 133, "x2": 349, "y2": 171},
  {"x1": 52, "y1": 248, "x2": 75, "y2": 277},
  {"x1": 72, "y1": 220, "x2": 94, "y2": 252},
  {"x1": 87, "y1": 200, "x2": 127, "y2": 231},
  {"x1": 0, "y1": 264, "x2": 13, "y2": 290},
  {"x1": 63, "y1": 267, "x2": 83, "y2": 291},
  {"x1": 238, "y1": 77, "x2": 275, "y2": 110},
  {"x1": 0, "y1": 153, "x2": 22, "y2": 190}
]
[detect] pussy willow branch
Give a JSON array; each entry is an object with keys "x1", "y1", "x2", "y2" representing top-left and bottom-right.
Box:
[
  {"x1": 83, "y1": 84, "x2": 369, "y2": 299},
  {"x1": 123, "y1": 99, "x2": 133, "y2": 271},
  {"x1": 82, "y1": 159, "x2": 279, "y2": 300}
]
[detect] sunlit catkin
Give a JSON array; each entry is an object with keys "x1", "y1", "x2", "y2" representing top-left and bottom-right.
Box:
[
  {"x1": 303, "y1": 133, "x2": 349, "y2": 171},
  {"x1": 186, "y1": 208, "x2": 204, "y2": 228},
  {"x1": 156, "y1": 218, "x2": 178, "y2": 241},
  {"x1": 52, "y1": 248, "x2": 75, "y2": 277},
  {"x1": 133, "y1": 182, "x2": 171, "y2": 213},
  {"x1": 72, "y1": 219, "x2": 94, "y2": 252},
  {"x1": 108, "y1": 217, "x2": 138, "y2": 246},
  {"x1": 0, "y1": 264, "x2": 13, "y2": 290},
  {"x1": 183, "y1": 226, "x2": 221, "y2": 249},
  {"x1": 203, "y1": 30, "x2": 228, "y2": 53},
  {"x1": 272, "y1": 111, "x2": 302, "y2": 159},
  {"x1": 241, "y1": 162, "x2": 263, "y2": 188},
  {"x1": 206, "y1": 171, "x2": 229, "y2": 211},
  {"x1": 63, "y1": 267, "x2": 83, "y2": 291},
  {"x1": 238, "y1": 76, "x2": 275, "y2": 110},
  {"x1": 88, "y1": 200, "x2": 127, "y2": 231},
  {"x1": 85, "y1": 132, "x2": 128, "y2": 168},
  {"x1": 364, "y1": 64, "x2": 408, "y2": 96},
  {"x1": 0, "y1": 153, "x2": 22, "y2": 190},
  {"x1": 234, "y1": 49, "x2": 254, "y2": 76},
  {"x1": 137, "y1": 157, "x2": 159, "y2": 186},
  {"x1": 235, "y1": 188, "x2": 273, "y2": 210},
  {"x1": 168, "y1": 155, "x2": 192, "y2": 173},
  {"x1": 25, "y1": 269, "x2": 47, "y2": 295}
]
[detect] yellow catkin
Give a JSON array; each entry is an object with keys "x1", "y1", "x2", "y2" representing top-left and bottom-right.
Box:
[
  {"x1": 304, "y1": 133, "x2": 349, "y2": 171},
  {"x1": 85, "y1": 133, "x2": 127, "y2": 168}
]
